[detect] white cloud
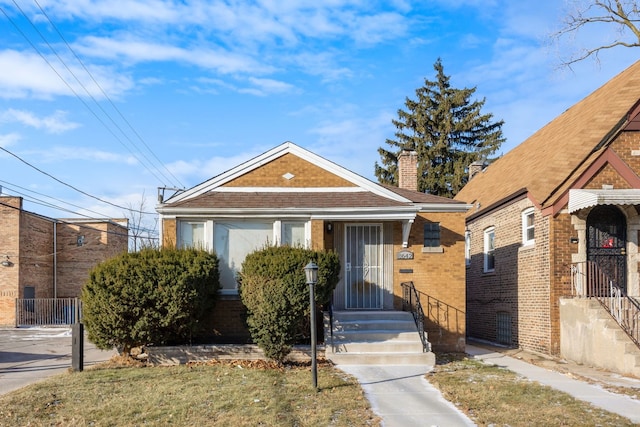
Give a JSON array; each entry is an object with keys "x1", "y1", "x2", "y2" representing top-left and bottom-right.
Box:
[
  {"x1": 0, "y1": 49, "x2": 134, "y2": 100},
  {"x1": 0, "y1": 132, "x2": 21, "y2": 148},
  {"x1": 25, "y1": 146, "x2": 138, "y2": 165},
  {"x1": 0, "y1": 109, "x2": 80, "y2": 134}
]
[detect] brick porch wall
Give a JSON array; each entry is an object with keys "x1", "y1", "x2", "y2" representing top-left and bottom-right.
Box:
[{"x1": 393, "y1": 211, "x2": 467, "y2": 352}]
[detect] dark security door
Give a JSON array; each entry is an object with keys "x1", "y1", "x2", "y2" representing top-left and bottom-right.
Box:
[{"x1": 587, "y1": 205, "x2": 627, "y2": 293}]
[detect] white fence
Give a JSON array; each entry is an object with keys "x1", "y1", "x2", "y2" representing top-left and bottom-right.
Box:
[{"x1": 15, "y1": 298, "x2": 82, "y2": 327}]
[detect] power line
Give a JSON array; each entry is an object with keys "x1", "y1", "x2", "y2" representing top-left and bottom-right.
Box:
[
  {"x1": 2, "y1": 1, "x2": 173, "y2": 187},
  {"x1": 0, "y1": 145, "x2": 156, "y2": 215},
  {"x1": 31, "y1": 0, "x2": 185, "y2": 189}
]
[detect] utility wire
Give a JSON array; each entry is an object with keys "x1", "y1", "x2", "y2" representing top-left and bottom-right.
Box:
[
  {"x1": 31, "y1": 0, "x2": 185, "y2": 189},
  {"x1": 4, "y1": 1, "x2": 170, "y2": 187},
  {"x1": 0, "y1": 180, "x2": 160, "y2": 237},
  {"x1": 0, "y1": 145, "x2": 156, "y2": 215}
]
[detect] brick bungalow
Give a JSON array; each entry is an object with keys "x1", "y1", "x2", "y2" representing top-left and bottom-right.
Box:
[
  {"x1": 455, "y1": 60, "x2": 640, "y2": 368},
  {"x1": 0, "y1": 196, "x2": 129, "y2": 326},
  {"x1": 157, "y1": 142, "x2": 470, "y2": 353}
]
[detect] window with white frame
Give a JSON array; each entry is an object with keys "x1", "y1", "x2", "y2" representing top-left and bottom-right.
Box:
[
  {"x1": 179, "y1": 221, "x2": 206, "y2": 249},
  {"x1": 177, "y1": 219, "x2": 310, "y2": 294},
  {"x1": 214, "y1": 222, "x2": 273, "y2": 294},
  {"x1": 465, "y1": 230, "x2": 471, "y2": 266},
  {"x1": 484, "y1": 227, "x2": 495, "y2": 272},
  {"x1": 522, "y1": 208, "x2": 535, "y2": 245},
  {"x1": 282, "y1": 222, "x2": 306, "y2": 246}
]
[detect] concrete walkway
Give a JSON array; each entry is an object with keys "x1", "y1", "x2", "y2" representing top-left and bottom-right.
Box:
[
  {"x1": 0, "y1": 327, "x2": 117, "y2": 396},
  {"x1": 467, "y1": 344, "x2": 640, "y2": 424},
  {"x1": 337, "y1": 364, "x2": 475, "y2": 427},
  {"x1": 338, "y1": 345, "x2": 640, "y2": 426}
]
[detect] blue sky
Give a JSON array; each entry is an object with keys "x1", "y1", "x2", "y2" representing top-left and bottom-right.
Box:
[{"x1": 0, "y1": 0, "x2": 637, "y2": 237}]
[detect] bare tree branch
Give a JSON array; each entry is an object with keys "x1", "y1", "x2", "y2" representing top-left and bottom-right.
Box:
[{"x1": 550, "y1": 0, "x2": 640, "y2": 67}]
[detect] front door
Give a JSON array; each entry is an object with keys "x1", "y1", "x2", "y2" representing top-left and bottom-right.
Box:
[
  {"x1": 344, "y1": 224, "x2": 383, "y2": 309},
  {"x1": 587, "y1": 205, "x2": 627, "y2": 293}
]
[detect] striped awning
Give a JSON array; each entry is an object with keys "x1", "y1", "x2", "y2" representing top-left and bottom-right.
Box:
[{"x1": 568, "y1": 189, "x2": 640, "y2": 213}]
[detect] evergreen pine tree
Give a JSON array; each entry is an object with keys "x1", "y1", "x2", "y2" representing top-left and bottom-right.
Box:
[{"x1": 375, "y1": 58, "x2": 505, "y2": 197}]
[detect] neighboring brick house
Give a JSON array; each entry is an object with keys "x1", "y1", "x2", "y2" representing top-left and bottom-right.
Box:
[
  {"x1": 0, "y1": 196, "x2": 128, "y2": 326},
  {"x1": 455, "y1": 60, "x2": 640, "y2": 358},
  {"x1": 157, "y1": 142, "x2": 470, "y2": 352}
]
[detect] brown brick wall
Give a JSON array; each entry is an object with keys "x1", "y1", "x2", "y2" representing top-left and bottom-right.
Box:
[
  {"x1": 610, "y1": 131, "x2": 640, "y2": 172},
  {"x1": 20, "y1": 213, "x2": 54, "y2": 298},
  {"x1": 56, "y1": 222, "x2": 128, "y2": 298},
  {"x1": 466, "y1": 198, "x2": 553, "y2": 354},
  {"x1": 584, "y1": 163, "x2": 632, "y2": 189},
  {"x1": 224, "y1": 154, "x2": 356, "y2": 188},
  {"x1": 393, "y1": 212, "x2": 467, "y2": 352},
  {"x1": 0, "y1": 195, "x2": 128, "y2": 326},
  {"x1": 162, "y1": 219, "x2": 177, "y2": 247},
  {"x1": 0, "y1": 197, "x2": 21, "y2": 324}
]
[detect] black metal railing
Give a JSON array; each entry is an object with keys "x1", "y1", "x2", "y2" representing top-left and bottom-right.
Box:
[
  {"x1": 15, "y1": 298, "x2": 82, "y2": 327},
  {"x1": 570, "y1": 261, "x2": 640, "y2": 348},
  {"x1": 401, "y1": 281, "x2": 430, "y2": 352}
]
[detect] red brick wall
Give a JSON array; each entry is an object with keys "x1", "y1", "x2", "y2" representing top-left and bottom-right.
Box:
[{"x1": 466, "y1": 197, "x2": 553, "y2": 354}]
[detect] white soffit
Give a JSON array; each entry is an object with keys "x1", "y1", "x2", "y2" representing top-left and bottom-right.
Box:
[{"x1": 568, "y1": 189, "x2": 640, "y2": 213}]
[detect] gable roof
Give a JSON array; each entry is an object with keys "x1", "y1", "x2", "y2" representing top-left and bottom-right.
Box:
[
  {"x1": 455, "y1": 60, "x2": 640, "y2": 216},
  {"x1": 158, "y1": 141, "x2": 469, "y2": 218}
]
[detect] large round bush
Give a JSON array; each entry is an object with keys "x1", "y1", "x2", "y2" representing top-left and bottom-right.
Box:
[
  {"x1": 82, "y1": 247, "x2": 219, "y2": 355},
  {"x1": 239, "y1": 246, "x2": 340, "y2": 362}
]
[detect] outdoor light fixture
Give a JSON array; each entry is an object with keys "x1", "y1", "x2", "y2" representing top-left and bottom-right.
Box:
[
  {"x1": 304, "y1": 261, "x2": 319, "y2": 390},
  {"x1": 1, "y1": 256, "x2": 11, "y2": 267}
]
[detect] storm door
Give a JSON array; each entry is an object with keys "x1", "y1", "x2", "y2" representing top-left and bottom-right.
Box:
[
  {"x1": 345, "y1": 224, "x2": 383, "y2": 309},
  {"x1": 587, "y1": 205, "x2": 627, "y2": 293}
]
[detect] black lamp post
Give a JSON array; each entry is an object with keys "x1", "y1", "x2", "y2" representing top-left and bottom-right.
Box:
[{"x1": 304, "y1": 261, "x2": 319, "y2": 390}]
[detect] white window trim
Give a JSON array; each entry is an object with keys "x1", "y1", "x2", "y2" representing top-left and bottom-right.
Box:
[
  {"x1": 178, "y1": 218, "x2": 312, "y2": 296},
  {"x1": 484, "y1": 227, "x2": 495, "y2": 273},
  {"x1": 522, "y1": 208, "x2": 535, "y2": 246},
  {"x1": 465, "y1": 230, "x2": 471, "y2": 266}
]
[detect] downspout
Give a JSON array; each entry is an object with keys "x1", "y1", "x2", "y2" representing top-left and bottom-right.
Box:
[{"x1": 53, "y1": 221, "x2": 57, "y2": 299}]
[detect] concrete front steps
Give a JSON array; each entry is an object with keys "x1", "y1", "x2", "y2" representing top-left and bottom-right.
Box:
[
  {"x1": 324, "y1": 310, "x2": 435, "y2": 366},
  {"x1": 560, "y1": 298, "x2": 640, "y2": 378}
]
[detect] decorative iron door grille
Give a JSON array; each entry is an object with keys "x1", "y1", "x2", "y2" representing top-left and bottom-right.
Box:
[
  {"x1": 344, "y1": 224, "x2": 383, "y2": 309},
  {"x1": 587, "y1": 205, "x2": 627, "y2": 293}
]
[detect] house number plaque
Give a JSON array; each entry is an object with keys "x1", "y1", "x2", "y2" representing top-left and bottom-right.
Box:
[{"x1": 396, "y1": 249, "x2": 414, "y2": 260}]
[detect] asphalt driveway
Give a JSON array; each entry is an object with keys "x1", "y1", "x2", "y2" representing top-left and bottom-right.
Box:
[{"x1": 0, "y1": 327, "x2": 116, "y2": 396}]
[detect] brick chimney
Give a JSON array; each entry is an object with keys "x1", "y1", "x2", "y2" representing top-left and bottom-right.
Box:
[
  {"x1": 468, "y1": 160, "x2": 485, "y2": 181},
  {"x1": 398, "y1": 150, "x2": 418, "y2": 191}
]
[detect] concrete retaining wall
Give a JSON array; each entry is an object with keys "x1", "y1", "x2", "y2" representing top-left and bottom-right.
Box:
[{"x1": 560, "y1": 297, "x2": 640, "y2": 378}]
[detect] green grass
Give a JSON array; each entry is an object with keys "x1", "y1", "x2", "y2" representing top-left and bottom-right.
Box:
[
  {"x1": 0, "y1": 360, "x2": 379, "y2": 427},
  {"x1": 3, "y1": 355, "x2": 638, "y2": 426},
  {"x1": 428, "y1": 355, "x2": 637, "y2": 427}
]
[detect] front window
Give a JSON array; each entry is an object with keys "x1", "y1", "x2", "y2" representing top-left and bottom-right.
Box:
[
  {"x1": 282, "y1": 222, "x2": 306, "y2": 246},
  {"x1": 177, "y1": 219, "x2": 310, "y2": 294},
  {"x1": 214, "y1": 222, "x2": 272, "y2": 294},
  {"x1": 180, "y1": 222, "x2": 206, "y2": 249},
  {"x1": 522, "y1": 208, "x2": 535, "y2": 245},
  {"x1": 484, "y1": 227, "x2": 495, "y2": 272}
]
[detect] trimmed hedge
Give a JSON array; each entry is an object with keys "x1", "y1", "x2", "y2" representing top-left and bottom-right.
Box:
[
  {"x1": 239, "y1": 246, "x2": 340, "y2": 362},
  {"x1": 82, "y1": 247, "x2": 219, "y2": 355}
]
